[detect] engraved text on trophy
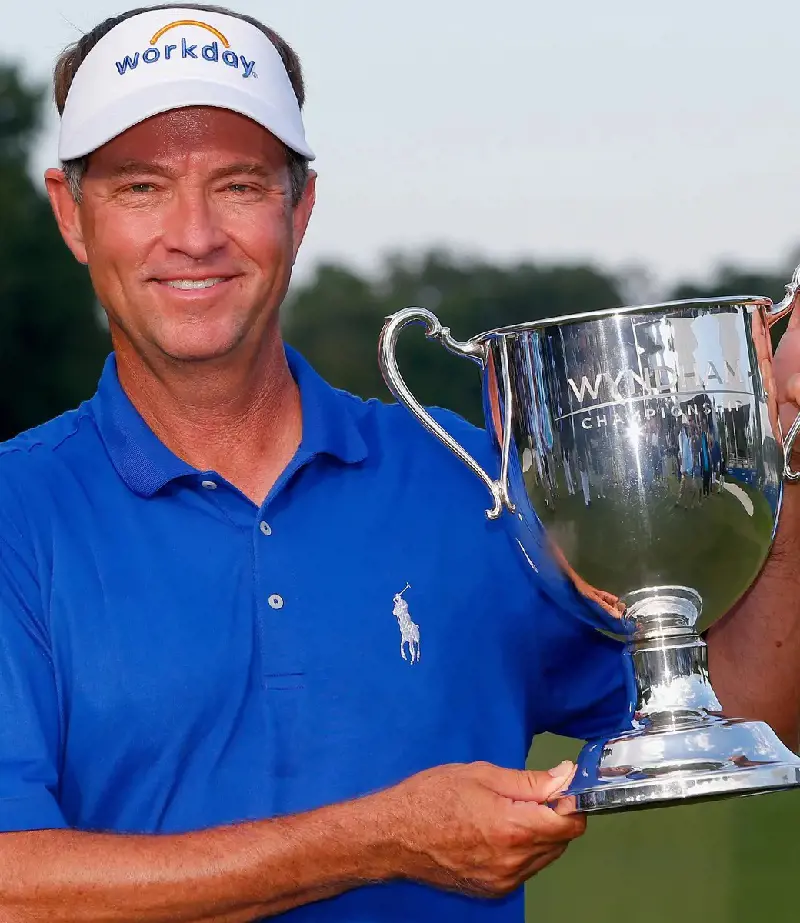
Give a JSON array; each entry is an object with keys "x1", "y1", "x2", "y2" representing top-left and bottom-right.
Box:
[{"x1": 563, "y1": 358, "x2": 755, "y2": 430}]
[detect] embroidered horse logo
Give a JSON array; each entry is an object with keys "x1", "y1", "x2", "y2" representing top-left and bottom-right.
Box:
[{"x1": 393, "y1": 583, "x2": 420, "y2": 664}]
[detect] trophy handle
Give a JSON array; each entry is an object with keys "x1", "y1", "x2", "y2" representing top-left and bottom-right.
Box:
[
  {"x1": 379, "y1": 307, "x2": 513, "y2": 520},
  {"x1": 785, "y1": 413, "x2": 800, "y2": 482},
  {"x1": 767, "y1": 262, "x2": 800, "y2": 326}
]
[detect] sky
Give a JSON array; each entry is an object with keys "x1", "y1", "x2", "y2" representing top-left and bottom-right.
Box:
[{"x1": 3, "y1": 0, "x2": 800, "y2": 294}]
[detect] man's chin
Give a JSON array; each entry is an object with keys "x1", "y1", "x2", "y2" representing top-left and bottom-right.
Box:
[{"x1": 150, "y1": 334, "x2": 246, "y2": 365}]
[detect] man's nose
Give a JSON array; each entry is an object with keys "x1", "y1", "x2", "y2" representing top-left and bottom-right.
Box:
[{"x1": 160, "y1": 186, "x2": 228, "y2": 259}]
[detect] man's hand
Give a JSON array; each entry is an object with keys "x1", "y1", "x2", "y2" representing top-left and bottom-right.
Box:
[
  {"x1": 0, "y1": 760, "x2": 582, "y2": 923},
  {"x1": 550, "y1": 541, "x2": 623, "y2": 617},
  {"x1": 707, "y1": 304, "x2": 800, "y2": 749},
  {"x1": 774, "y1": 309, "x2": 800, "y2": 468},
  {"x1": 379, "y1": 760, "x2": 584, "y2": 898}
]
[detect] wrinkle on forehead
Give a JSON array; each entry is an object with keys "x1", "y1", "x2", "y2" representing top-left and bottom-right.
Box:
[{"x1": 86, "y1": 106, "x2": 288, "y2": 177}]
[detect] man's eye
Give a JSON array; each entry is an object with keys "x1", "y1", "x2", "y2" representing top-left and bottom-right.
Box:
[
  {"x1": 227, "y1": 183, "x2": 255, "y2": 193},
  {"x1": 128, "y1": 183, "x2": 155, "y2": 193}
]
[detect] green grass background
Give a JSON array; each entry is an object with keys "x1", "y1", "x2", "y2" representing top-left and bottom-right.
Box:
[{"x1": 525, "y1": 731, "x2": 799, "y2": 923}]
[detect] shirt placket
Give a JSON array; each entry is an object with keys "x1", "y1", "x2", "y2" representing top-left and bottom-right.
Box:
[{"x1": 252, "y1": 509, "x2": 305, "y2": 690}]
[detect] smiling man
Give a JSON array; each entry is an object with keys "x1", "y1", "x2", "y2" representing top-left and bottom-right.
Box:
[
  {"x1": 0, "y1": 4, "x2": 798, "y2": 923},
  {"x1": 0, "y1": 6, "x2": 616, "y2": 921}
]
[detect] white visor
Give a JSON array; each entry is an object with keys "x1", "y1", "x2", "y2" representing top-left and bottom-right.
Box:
[{"x1": 58, "y1": 8, "x2": 315, "y2": 161}]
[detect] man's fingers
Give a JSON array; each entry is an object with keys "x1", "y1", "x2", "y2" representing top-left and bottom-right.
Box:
[
  {"x1": 508, "y1": 799, "x2": 587, "y2": 842},
  {"x1": 521, "y1": 843, "x2": 570, "y2": 880},
  {"x1": 476, "y1": 761, "x2": 577, "y2": 803},
  {"x1": 596, "y1": 590, "x2": 619, "y2": 604},
  {"x1": 597, "y1": 596, "x2": 624, "y2": 618},
  {"x1": 774, "y1": 324, "x2": 800, "y2": 401},
  {"x1": 548, "y1": 792, "x2": 579, "y2": 816},
  {"x1": 786, "y1": 372, "x2": 800, "y2": 407}
]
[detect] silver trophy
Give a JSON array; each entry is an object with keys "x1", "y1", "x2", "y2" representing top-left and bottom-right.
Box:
[{"x1": 380, "y1": 268, "x2": 800, "y2": 812}]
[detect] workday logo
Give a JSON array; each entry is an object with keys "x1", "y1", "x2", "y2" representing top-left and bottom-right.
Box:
[{"x1": 115, "y1": 20, "x2": 258, "y2": 79}]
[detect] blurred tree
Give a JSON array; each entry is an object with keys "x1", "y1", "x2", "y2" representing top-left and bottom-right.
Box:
[
  {"x1": 668, "y1": 263, "x2": 788, "y2": 304},
  {"x1": 0, "y1": 64, "x2": 108, "y2": 441},
  {"x1": 667, "y1": 262, "x2": 795, "y2": 348},
  {"x1": 282, "y1": 263, "x2": 383, "y2": 404},
  {"x1": 283, "y1": 250, "x2": 624, "y2": 424},
  {"x1": 3, "y1": 53, "x2": 798, "y2": 446}
]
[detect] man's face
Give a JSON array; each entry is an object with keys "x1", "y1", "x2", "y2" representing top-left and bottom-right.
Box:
[{"x1": 46, "y1": 106, "x2": 315, "y2": 364}]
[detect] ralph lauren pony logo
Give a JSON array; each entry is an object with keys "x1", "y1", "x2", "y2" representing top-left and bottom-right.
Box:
[
  {"x1": 115, "y1": 20, "x2": 258, "y2": 79},
  {"x1": 392, "y1": 584, "x2": 420, "y2": 665}
]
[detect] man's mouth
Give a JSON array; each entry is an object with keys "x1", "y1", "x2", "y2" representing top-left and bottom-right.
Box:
[{"x1": 159, "y1": 278, "x2": 229, "y2": 290}]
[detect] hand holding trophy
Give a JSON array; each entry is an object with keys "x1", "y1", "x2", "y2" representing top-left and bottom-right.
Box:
[
  {"x1": 380, "y1": 268, "x2": 800, "y2": 813},
  {"x1": 774, "y1": 295, "x2": 800, "y2": 461}
]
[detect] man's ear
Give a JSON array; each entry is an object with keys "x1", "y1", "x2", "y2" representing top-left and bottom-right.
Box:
[
  {"x1": 291, "y1": 170, "x2": 316, "y2": 264},
  {"x1": 44, "y1": 168, "x2": 88, "y2": 265}
]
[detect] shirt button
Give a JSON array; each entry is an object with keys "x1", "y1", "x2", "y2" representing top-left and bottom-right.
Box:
[
  {"x1": 268, "y1": 594, "x2": 284, "y2": 610},
  {"x1": 260, "y1": 521, "x2": 272, "y2": 536},
  {"x1": 201, "y1": 480, "x2": 217, "y2": 490}
]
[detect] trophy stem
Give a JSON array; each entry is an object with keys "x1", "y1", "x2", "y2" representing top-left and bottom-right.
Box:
[
  {"x1": 625, "y1": 586, "x2": 722, "y2": 727},
  {"x1": 629, "y1": 632, "x2": 722, "y2": 727},
  {"x1": 564, "y1": 585, "x2": 800, "y2": 812}
]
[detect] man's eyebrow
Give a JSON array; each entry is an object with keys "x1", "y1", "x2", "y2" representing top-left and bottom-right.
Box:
[
  {"x1": 209, "y1": 163, "x2": 279, "y2": 181},
  {"x1": 106, "y1": 161, "x2": 176, "y2": 179},
  {"x1": 101, "y1": 161, "x2": 281, "y2": 182}
]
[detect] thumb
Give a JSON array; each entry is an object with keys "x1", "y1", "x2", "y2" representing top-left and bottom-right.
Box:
[{"x1": 478, "y1": 761, "x2": 577, "y2": 803}]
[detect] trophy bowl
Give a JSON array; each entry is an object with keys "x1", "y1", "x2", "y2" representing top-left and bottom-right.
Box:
[{"x1": 379, "y1": 270, "x2": 800, "y2": 813}]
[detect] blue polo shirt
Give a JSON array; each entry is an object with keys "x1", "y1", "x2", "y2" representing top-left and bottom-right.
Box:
[{"x1": 0, "y1": 347, "x2": 632, "y2": 922}]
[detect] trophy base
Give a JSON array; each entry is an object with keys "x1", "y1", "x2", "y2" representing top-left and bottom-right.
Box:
[{"x1": 566, "y1": 716, "x2": 800, "y2": 814}]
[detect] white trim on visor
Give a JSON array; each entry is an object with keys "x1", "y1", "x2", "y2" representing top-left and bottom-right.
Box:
[{"x1": 58, "y1": 8, "x2": 315, "y2": 161}]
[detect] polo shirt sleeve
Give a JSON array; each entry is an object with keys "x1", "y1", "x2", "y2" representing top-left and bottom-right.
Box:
[
  {"x1": 0, "y1": 493, "x2": 68, "y2": 832},
  {"x1": 529, "y1": 582, "x2": 635, "y2": 741}
]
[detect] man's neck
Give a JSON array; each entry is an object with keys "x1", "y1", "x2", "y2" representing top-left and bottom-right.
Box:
[{"x1": 114, "y1": 336, "x2": 303, "y2": 506}]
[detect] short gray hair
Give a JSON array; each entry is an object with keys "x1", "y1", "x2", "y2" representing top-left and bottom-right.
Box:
[{"x1": 55, "y1": 3, "x2": 310, "y2": 206}]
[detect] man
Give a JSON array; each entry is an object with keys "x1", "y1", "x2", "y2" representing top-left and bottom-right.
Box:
[
  {"x1": 0, "y1": 5, "x2": 797, "y2": 922},
  {"x1": 0, "y1": 7, "x2": 620, "y2": 921}
]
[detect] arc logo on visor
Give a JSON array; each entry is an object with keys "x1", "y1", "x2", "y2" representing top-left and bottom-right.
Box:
[{"x1": 115, "y1": 20, "x2": 258, "y2": 79}]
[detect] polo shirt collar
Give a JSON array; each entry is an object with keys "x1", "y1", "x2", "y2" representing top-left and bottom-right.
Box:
[
  {"x1": 286, "y1": 345, "x2": 368, "y2": 467},
  {"x1": 89, "y1": 346, "x2": 368, "y2": 498}
]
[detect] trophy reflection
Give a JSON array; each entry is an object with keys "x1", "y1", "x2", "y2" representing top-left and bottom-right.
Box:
[{"x1": 380, "y1": 272, "x2": 800, "y2": 813}]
